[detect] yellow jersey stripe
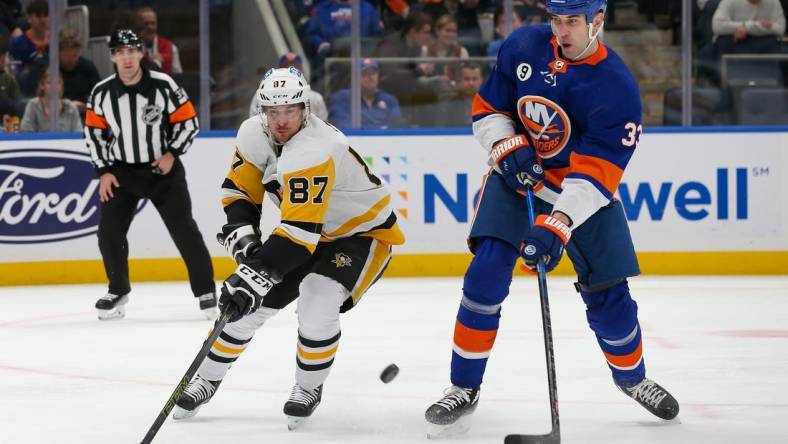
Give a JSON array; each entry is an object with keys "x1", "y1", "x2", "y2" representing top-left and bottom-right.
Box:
[
  {"x1": 224, "y1": 148, "x2": 264, "y2": 206},
  {"x1": 325, "y1": 194, "x2": 390, "y2": 238},
  {"x1": 298, "y1": 345, "x2": 338, "y2": 360},
  {"x1": 272, "y1": 227, "x2": 317, "y2": 253},
  {"x1": 352, "y1": 240, "x2": 391, "y2": 303},
  {"x1": 212, "y1": 341, "x2": 247, "y2": 355}
]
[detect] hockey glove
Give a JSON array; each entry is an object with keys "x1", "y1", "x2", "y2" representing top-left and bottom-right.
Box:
[
  {"x1": 217, "y1": 224, "x2": 262, "y2": 265},
  {"x1": 491, "y1": 135, "x2": 544, "y2": 193},
  {"x1": 219, "y1": 264, "x2": 276, "y2": 322},
  {"x1": 520, "y1": 215, "x2": 571, "y2": 273}
]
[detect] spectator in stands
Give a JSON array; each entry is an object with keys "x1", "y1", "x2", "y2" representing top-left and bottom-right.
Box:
[
  {"x1": 377, "y1": 10, "x2": 437, "y2": 125},
  {"x1": 329, "y1": 58, "x2": 402, "y2": 129},
  {"x1": 137, "y1": 6, "x2": 183, "y2": 75},
  {"x1": 487, "y1": 6, "x2": 524, "y2": 62},
  {"x1": 0, "y1": 35, "x2": 20, "y2": 104},
  {"x1": 0, "y1": 98, "x2": 19, "y2": 132},
  {"x1": 306, "y1": 0, "x2": 384, "y2": 91},
  {"x1": 511, "y1": 0, "x2": 549, "y2": 23},
  {"x1": 421, "y1": 13, "x2": 469, "y2": 86},
  {"x1": 378, "y1": 0, "x2": 413, "y2": 31},
  {"x1": 249, "y1": 52, "x2": 328, "y2": 121},
  {"x1": 58, "y1": 28, "x2": 100, "y2": 114},
  {"x1": 306, "y1": 0, "x2": 384, "y2": 57},
  {"x1": 20, "y1": 67, "x2": 81, "y2": 132},
  {"x1": 420, "y1": 0, "x2": 494, "y2": 54},
  {"x1": 0, "y1": 0, "x2": 22, "y2": 38},
  {"x1": 712, "y1": 0, "x2": 786, "y2": 55},
  {"x1": 10, "y1": 0, "x2": 47, "y2": 67},
  {"x1": 435, "y1": 61, "x2": 482, "y2": 126}
]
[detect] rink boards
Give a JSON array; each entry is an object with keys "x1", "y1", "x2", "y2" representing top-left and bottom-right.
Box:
[{"x1": 0, "y1": 128, "x2": 786, "y2": 285}]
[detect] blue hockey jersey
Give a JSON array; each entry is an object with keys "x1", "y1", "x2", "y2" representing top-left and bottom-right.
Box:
[{"x1": 471, "y1": 25, "x2": 642, "y2": 228}]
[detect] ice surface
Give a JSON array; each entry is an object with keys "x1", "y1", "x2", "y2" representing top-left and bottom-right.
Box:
[{"x1": 1, "y1": 276, "x2": 787, "y2": 443}]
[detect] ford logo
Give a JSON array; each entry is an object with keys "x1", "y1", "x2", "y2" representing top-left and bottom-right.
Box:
[{"x1": 0, "y1": 148, "x2": 145, "y2": 244}]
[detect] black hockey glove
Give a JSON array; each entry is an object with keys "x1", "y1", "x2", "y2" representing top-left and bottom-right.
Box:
[
  {"x1": 217, "y1": 223, "x2": 262, "y2": 266},
  {"x1": 219, "y1": 264, "x2": 277, "y2": 322}
]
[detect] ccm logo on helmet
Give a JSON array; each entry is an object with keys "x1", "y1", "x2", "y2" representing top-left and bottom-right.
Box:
[{"x1": 517, "y1": 95, "x2": 571, "y2": 159}]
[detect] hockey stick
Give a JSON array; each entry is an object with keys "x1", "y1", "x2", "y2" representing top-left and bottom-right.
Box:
[
  {"x1": 504, "y1": 188, "x2": 560, "y2": 444},
  {"x1": 140, "y1": 308, "x2": 232, "y2": 444}
]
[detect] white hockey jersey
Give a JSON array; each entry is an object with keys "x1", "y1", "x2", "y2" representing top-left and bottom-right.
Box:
[{"x1": 221, "y1": 114, "x2": 405, "y2": 255}]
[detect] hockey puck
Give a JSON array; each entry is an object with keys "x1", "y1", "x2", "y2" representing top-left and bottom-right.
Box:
[{"x1": 380, "y1": 363, "x2": 399, "y2": 383}]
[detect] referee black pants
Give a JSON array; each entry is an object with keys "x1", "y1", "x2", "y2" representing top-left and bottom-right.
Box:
[{"x1": 97, "y1": 158, "x2": 215, "y2": 297}]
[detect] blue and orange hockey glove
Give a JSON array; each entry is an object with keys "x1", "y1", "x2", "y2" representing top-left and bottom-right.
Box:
[
  {"x1": 520, "y1": 215, "x2": 571, "y2": 273},
  {"x1": 491, "y1": 135, "x2": 544, "y2": 193}
]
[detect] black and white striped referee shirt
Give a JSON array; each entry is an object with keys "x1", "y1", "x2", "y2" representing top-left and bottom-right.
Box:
[{"x1": 84, "y1": 67, "x2": 199, "y2": 175}]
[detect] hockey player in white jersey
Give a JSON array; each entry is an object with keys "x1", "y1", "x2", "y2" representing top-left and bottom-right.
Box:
[{"x1": 171, "y1": 67, "x2": 405, "y2": 430}]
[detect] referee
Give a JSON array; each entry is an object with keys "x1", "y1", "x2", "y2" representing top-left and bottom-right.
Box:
[{"x1": 84, "y1": 29, "x2": 216, "y2": 321}]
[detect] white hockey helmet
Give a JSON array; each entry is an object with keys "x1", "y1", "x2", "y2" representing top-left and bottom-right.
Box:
[{"x1": 256, "y1": 67, "x2": 311, "y2": 128}]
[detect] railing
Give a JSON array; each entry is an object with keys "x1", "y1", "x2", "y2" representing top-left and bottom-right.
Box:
[{"x1": 323, "y1": 55, "x2": 496, "y2": 94}]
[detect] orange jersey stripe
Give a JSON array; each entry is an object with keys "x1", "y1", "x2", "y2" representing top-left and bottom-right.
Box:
[
  {"x1": 544, "y1": 165, "x2": 570, "y2": 189},
  {"x1": 169, "y1": 101, "x2": 197, "y2": 123},
  {"x1": 453, "y1": 320, "x2": 498, "y2": 353},
  {"x1": 471, "y1": 94, "x2": 513, "y2": 119},
  {"x1": 85, "y1": 110, "x2": 108, "y2": 129},
  {"x1": 569, "y1": 152, "x2": 625, "y2": 194},
  {"x1": 604, "y1": 341, "x2": 643, "y2": 368}
]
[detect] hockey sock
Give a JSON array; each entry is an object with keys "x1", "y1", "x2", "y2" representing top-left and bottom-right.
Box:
[
  {"x1": 296, "y1": 330, "x2": 340, "y2": 390},
  {"x1": 450, "y1": 237, "x2": 517, "y2": 388},
  {"x1": 200, "y1": 329, "x2": 252, "y2": 381},
  {"x1": 582, "y1": 281, "x2": 646, "y2": 386}
]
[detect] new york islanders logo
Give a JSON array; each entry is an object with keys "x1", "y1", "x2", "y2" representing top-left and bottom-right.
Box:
[{"x1": 517, "y1": 96, "x2": 571, "y2": 159}]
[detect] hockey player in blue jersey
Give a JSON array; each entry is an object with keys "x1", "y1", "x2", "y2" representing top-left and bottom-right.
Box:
[{"x1": 424, "y1": 0, "x2": 679, "y2": 437}]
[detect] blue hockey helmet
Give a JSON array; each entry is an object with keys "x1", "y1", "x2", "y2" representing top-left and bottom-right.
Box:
[{"x1": 546, "y1": 0, "x2": 607, "y2": 23}]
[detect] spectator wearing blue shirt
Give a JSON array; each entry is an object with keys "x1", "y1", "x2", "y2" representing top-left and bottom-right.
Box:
[
  {"x1": 329, "y1": 58, "x2": 402, "y2": 129},
  {"x1": 487, "y1": 6, "x2": 524, "y2": 63},
  {"x1": 306, "y1": 0, "x2": 384, "y2": 56},
  {"x1": 10, "y1": 1, "x2": 48, "y2": 66}
]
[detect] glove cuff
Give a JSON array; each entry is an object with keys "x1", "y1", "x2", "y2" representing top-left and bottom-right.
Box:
[
  {"x1": 223, "y1": 225, "x2": 261, "y2": 260},
  {"x1": 235, "y1": 264, "x2": 274, "y2": 295},
  {"x1": 491, "y1": 135, "x2": 530, "y2": 164},
  {"x1": 535, "y1": 215, "x2": 571, "y2": 244}
]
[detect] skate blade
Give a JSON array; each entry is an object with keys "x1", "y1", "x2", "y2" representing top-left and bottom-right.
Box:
[
  {"x1": 287, "y1": 416, "x2": 309, "y2": 431},
  {"x1": 202, "y1": 307, "x2": 219, "y2": 320},
  {"x1": 97, "y1": 306, "x2": 126, "y2": 320},
  {"x1": 426, "y1": 417, "x2": 471, "y2": 439},
  {"x1": 172, "y1": 405, "x2": 201, "y2": 420}
]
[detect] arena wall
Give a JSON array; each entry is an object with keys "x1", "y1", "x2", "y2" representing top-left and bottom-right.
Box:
[{"x1": 1, "y1": 128, "x2": 785, "y2": 285}]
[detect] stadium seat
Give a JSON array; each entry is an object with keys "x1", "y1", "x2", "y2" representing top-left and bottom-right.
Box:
[
  {"x1": 662, "y1": 87, "x2": 732, "y2": 126},
  {"x1": 736, "y1": 87, "x2": 788, "y2": 125}
]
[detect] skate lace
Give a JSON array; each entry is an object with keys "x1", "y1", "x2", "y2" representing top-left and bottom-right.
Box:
[
  {"x1": 436, "y1": 386, "x2": 473, "y2": 411},
  {"x1": 99, "y1": 293, "x2": 121, "y2": 301},
  {"x1": 185, "y1": 376, "x2": 216, "y2": 402},
  {"x1": 288, "y1": 385, "x2": 320, "y2": 406},
  {"x1": 630, "y1": 379, "x2": 667, "y2": 407}
]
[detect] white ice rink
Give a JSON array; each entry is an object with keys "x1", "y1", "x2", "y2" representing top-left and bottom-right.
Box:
[{"x1": 2, "y1": 275, "x2": 787, "y2": 443}]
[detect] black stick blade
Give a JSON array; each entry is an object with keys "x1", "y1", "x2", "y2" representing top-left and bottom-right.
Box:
[{"x1": 504, "y1": 430, "x2": 560, "y2": 444}]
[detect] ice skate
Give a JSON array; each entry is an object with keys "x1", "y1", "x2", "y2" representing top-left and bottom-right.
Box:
[
  {"x1": 197, "y1": 292, "x2": 219, "y2": 320},
  {"x1": 284, "y1": 384, "x2": 322, "y2": 430},
  {"x1": 95, "y1": 293, "x2": 128, "y2": 320},
  {"x1": 617, "y1": 377, "x2": 679, "y2": 420},
  {"x1": 172, "y1": 375, "x2": 221, "y2": 420},
  {"x1": 425, "y1": 386, "x2": 480, "y2": 439}
]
